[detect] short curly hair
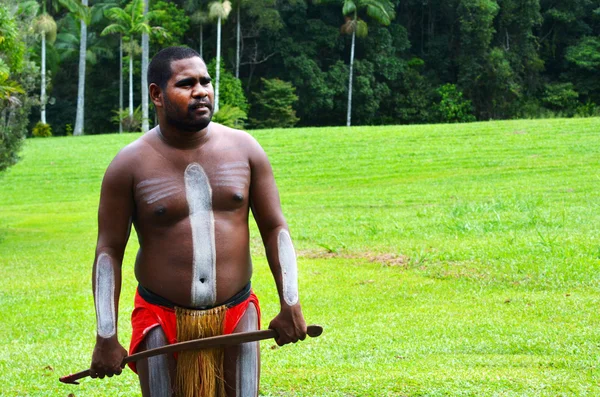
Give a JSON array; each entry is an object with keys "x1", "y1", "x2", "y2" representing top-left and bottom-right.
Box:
[{"x1": 148, "y1": 46, "x2": 203, "y2": 89}]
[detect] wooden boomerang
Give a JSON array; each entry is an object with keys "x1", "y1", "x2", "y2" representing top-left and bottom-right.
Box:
[{"x1": 59, "y1": 325, "x2": 323, "y2": 385}]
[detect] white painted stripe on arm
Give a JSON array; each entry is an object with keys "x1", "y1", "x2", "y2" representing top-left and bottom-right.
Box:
[
  {"x1": 95, "y1": 253, "x2": 116, "y2": 338},
  {"x1": 278, "y1": 229, "x2": 299, "y2": 306}
]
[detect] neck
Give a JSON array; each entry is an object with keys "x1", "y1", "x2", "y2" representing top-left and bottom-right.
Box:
[{"x1": 156, "y1": 122, "x2": 211, "y2": 149}]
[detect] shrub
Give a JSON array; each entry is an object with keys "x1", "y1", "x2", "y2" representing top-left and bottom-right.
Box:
[
  {"x1": 250, "y1": 78, "x2": 299, "y2": 129},
  {"x1": 435, "y1": 84, "x2": 476, "y2": 123},
  {"x1": 542, "y1": 82, "x2": 579, "y2": 116},
  {"x1": 575, "y1": 101, "x2": 600, "y2": 118},
  {"x1": 32, "y1": 122, "x2": 52, "y2": 137},
  {"x1": 206, "y1": 60, "x2": 248, "y2": 113},
  {"x1": 212, "y1": 104, "x2": 247, "y2": 128},
  {"x1": 111, "y1": 106, "x2": 143, "y2": 132}
]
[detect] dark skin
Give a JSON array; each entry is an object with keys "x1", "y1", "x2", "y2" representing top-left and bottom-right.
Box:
[{"x1": 90, "y1": 57, "x2": 307, "y2": 394}]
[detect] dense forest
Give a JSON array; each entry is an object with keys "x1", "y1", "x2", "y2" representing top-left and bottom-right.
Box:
[{"x1": 1, "y1": 0, "x2": 600, "y2": 143}]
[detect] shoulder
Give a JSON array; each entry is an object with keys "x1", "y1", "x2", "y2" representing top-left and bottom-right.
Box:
[
  {"x1": 103, "y1": 131, "x2": 156, "y2": 184},
  {"x1": 211, "y1": 122, "x2": 267, "y2": 159}
]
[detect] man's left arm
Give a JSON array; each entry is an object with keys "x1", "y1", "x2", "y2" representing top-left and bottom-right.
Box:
[{"x1": 248, "y1": 138, "x2": 307, "y2": 346}]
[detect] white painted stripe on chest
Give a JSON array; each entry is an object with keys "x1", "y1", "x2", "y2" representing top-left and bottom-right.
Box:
[
  {"x1": 136, "y1": 178, "x2": 182, "y2": 205},
  {"x1": 184, "y1": 163, "x2": 217, "y2": 307},
  {"x1": 95, "y1": 253, "x2": 116, "y2": 338},
  {"x1": 278, "y1": 230, "x2": 299, "y2": 306}
]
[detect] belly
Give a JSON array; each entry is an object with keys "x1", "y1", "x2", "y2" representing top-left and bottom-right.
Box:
[{"x1": 134, "y1": 220, "x2": 252, "y2": 308}]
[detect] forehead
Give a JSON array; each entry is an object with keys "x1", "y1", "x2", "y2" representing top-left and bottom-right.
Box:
[{"x1": 168, "y1": 57, "x2": 209, "y2": 81}]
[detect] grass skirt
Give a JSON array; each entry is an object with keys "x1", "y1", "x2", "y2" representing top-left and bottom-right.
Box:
[{"x1": 175, "y1": 305, "x2": 227, "y2": 397}]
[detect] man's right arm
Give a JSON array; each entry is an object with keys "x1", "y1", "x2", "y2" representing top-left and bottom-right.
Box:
[{"x1": 90, "y1": 151, "x2": 135, "y2": 378}]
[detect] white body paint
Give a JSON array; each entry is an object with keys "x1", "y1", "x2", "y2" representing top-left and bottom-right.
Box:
[
  {"x1": 95, "y1": 253, "x2": 116, "y2": 338},
  {"x1": 236, "y1": 304, "x2": 259, "y2": 397},
  {"x1": 137, "y1": 178, "x2": 183, "y2": 205},
  {"x1": 214, "y1": 162, "x2": 249, "y2": 190},
  {"x1": 277, "y1": 230, "x2": 299, "y2": 306},
  {"x1": 146, "y1": 328, "x2": 171, "y2": 397},
  {"x1": 184, "y1": 163, "x2": 217, "y2": 307}
]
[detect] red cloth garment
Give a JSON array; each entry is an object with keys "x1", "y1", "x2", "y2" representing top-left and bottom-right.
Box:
[{"x1": 128, "y1": 287, "x2": 261, "y2": 373}]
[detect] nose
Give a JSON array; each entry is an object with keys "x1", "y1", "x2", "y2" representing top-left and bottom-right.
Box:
[{"x1": 192, "y1": 82, "x2": 208, "y2": 98}]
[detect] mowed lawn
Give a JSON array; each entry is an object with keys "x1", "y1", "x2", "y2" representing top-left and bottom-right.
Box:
[{"x1": 0, "y1": 118, "x2": 599, "y2": 396}]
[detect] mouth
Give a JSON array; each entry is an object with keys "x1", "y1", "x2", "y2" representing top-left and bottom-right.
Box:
[{"x1": 189, "y1": 102, "x2": 212, "y2": 112}]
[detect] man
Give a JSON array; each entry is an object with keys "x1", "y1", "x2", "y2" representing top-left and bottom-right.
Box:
[{"x1": 89, "y1": 46, "x2": 307, "y2": 397}]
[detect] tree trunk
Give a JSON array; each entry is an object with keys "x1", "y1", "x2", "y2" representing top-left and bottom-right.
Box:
[
  {"x1": 129, "y1": 53, "x2": 134, "y2": 119},
  {"x1": 141, "y1": 0, "x2": 149, "y2": 133},
  {"x1": 41, "y1": 31, "x2": 46, "y2": 124},
  {"x1": 215, "y1": 15, "x2": 221, "y2": 113},
  {"x1": 235, "y1": 3, "x2": 240, "y2": 79},
  {"x1": 199, "y1": 24, "x2": 203, "y2": 58},
  {"x1": 346, "y1": 29, "x2": 355, "y2": 127},
  {"x1": 119, "y1": 35, "x2": 123, "y2": 134},
  {"x1": 73, "y1": 0, "x2": 88, "y2": 136}
]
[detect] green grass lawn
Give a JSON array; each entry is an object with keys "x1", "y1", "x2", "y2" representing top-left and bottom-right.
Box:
[{"x1": 1, "y1": 118, "x2": 599, "y2": 396}]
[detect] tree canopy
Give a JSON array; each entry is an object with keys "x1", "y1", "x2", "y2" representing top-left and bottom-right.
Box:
[{"x1": 5, "y1": 0, "x2": 600, "y2": 139}]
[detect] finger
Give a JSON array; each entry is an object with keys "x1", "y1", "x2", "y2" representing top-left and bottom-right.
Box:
[{"x1": 89, "y1": 370, "x2": 97, "y2": 379}]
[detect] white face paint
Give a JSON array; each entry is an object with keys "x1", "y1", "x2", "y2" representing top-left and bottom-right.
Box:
[
  {"x1": 278, "y1": 230, "x2": 299, "y2": 306},
  {"x1": 184, "y1": 163, "x2": 217, "y2": 307},
  {"x1": 137, "y1": 177, "x2": 183, "y2": 206},
  {"x1": 236, "y1": 304, "x2": 259, "y2": 397},
  {"x1": 95, "y1": 253, "x2": 116, "y2": 338}
]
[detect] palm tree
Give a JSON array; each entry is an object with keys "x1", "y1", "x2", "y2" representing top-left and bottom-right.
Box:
[
  {"x1": 233, "y1": 0, "x2": 243, "y2": 79},
  {"x1": 33, "y1": 3, "x2": 58, "y2": 124},
  {"x1": 141, "y1": 0, "x2": 149, "y2": 133},
  {"x1": 317, "y1": 0, "x2": 395, "y2": 126},
  {"x1": 209, "y1": 0, "x2": 232, "y2": 114},
  {"x1": 101, "y1": 0, "x2": 166, "y2": 132},
  {"x1": 59, "y1": 0, "x2": 91, "y2": 135},
  {"x1": 185, "y1": 0, "x2": 209, "y2": 58},
  {"x1": 100, "y1": 9, "x2": 126, "y2": 133}
]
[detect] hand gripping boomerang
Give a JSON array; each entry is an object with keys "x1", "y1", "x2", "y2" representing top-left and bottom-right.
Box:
[{"x1": 60, "y1": 324, "x2": 323, "y2": 385}]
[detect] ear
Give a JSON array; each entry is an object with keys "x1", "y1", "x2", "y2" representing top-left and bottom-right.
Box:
[{"x1": 149, "y1": 83, "x2": 163, "y2": 107}]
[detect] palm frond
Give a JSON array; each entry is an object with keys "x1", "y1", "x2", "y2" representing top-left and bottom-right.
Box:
[
  {"x1": 191, "y1": 10, "x2": 209, "y2": 25},
  {"x1": 362, "y1": 0, "x2": 395, "y2": 24},
  {"x1": 342, "y1": 0, "x2": 356, "y2": 16},
  {"x1": 105, "y1": 7, "x2": 130, "y2": 25},
  {"x1": 34, "y1": 14, "x2": 58, "y2": 42},
  {"x1": 101, "y1": 23, "x2": 127, "y2": 36},
  {"x1": 209, "y1": 1, "x2": 232, "y2": 21}
]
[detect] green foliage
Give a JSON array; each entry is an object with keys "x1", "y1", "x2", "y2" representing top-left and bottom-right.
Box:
[
  {"x1": 111, "y1": 105, "x2": 143, "y2": 132},
  {"x1": 542, "y1": 82, "x2": 579, "y2": 116},
  {"x1": 250, "y1": 78, "x2": 299, "y2": 129},
  {"x1": 0, "y1": 2, "x2": 37, "y2": 172},
  {"x1": 436, "y1": 83, "x2": 476, "y2": 123},
  {"x1": 575, "y1": 100, "x2": 600, "y2": 118},
  {"x1": 566, "y1": 36, "x2": 600, "y2": 71},
  {"x1": 206, "y1": 59, "x2": 248, "y2": 112},
  {"x1": 32, "y1": 121, "x2": 53, "y2": 137},
  {"x1": 150, "y1": 1, "x2": 189, "y2": 48},
  {"x1": 212, "y1": 103, "x2": 247, "y2": 128}
]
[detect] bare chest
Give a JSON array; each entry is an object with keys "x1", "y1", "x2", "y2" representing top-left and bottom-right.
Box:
[{"x1": 133, "y1": 159, "x2": 251, "y2": 226}]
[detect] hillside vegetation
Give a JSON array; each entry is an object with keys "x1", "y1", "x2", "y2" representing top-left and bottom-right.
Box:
[{"x1": 0, "y1": 118, "x2": 599, "y2": 396}]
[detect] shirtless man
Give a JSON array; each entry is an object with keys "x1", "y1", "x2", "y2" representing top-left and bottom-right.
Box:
[{"x1": 89, "y1": 46, "x2": 307, "y2": 397}]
